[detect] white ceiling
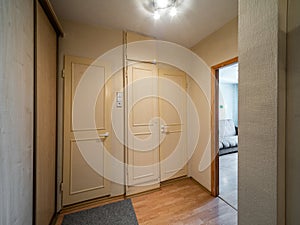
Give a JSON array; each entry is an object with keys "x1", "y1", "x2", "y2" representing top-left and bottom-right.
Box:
[
  {"x1": 50, "y1": 0, "x2": 237, "y2": 48},
  {"x1": 219, "y1": 62, "x2": 238, "y2": 84}
]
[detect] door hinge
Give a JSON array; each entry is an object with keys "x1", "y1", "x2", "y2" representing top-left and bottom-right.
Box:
[
  {"x1": 61, "y1": 69, "x2": 65, "y2": 78},
  {"x1": 60, "y1": 182, "x2": 64, "y2": 192}
]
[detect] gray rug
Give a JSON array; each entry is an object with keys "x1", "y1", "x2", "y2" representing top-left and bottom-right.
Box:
[{"x1": 62, "y1": 199, "x2": 139, "y2": 225}]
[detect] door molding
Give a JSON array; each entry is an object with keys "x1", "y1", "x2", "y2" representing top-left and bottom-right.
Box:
[{"x1": 211, "y1": 57, "x2": 238, "y2": 197}]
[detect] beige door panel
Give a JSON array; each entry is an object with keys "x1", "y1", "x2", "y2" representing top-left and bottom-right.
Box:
[
  {"x1": 63, "y1": 56, "x2": 111, "y2": 206},
  {"x1": 159, "y1": 67, "x2": 188, "y2": 181},
  {"x1": 127, "y1": 63, "x2": 160, "y2": 193}
]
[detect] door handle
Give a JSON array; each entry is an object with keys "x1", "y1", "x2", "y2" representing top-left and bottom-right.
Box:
[
  {"x1": 161, "y1": 125, "x2": 169, "y2": 134},
  {"x1": 99, "y1": 132, "x2": 109, "y2": 138}
]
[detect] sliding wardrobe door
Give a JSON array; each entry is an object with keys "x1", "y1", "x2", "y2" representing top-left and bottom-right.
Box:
[{"x1": 35, "y1": 3, "x2": 57, "y2": 224}]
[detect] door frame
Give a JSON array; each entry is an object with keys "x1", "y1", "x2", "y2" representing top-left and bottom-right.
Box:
[{"x1": 211, "y1": 57, "x2": 238, "y2": 197}]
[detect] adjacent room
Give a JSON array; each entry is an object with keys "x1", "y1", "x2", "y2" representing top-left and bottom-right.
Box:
[{"x1": 218, "y1": 62, "x2": 239, "y2": 209}]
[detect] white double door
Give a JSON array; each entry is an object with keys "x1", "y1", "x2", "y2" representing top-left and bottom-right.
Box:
[
  {"x1": 62, "y1": 57, "x2": 187, "y2": 205},
  {"x1": 127, "y1": 63, "x2": 188, "y2": 190}
]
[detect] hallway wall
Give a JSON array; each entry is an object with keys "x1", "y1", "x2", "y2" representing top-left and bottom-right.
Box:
[
  {"x1": 190, "y1": 17, "x2": 238, "y2": 191},
  {"x1": 191, "y1": 17, "x2": 238, "y2": 67},
  {"x1": 219, "y1": 83, "x2": 238, "y2": 126},
  {"x1": 0, "y1": 0, "x2": 34, "y2": 224},
  {"x1": 238, "y1": 0, "x2": 287, "y2": 224}
]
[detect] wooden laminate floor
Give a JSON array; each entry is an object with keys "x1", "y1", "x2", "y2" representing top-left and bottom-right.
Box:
[{"x1": 56, "y1": 178, "x2": 237, "y2": 225}]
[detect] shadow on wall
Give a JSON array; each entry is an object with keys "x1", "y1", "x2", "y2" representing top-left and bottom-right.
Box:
[{"x1": 286, "y1": 5, "x2": 300, "y2": 224}]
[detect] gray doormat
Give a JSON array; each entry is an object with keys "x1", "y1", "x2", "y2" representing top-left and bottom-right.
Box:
[{"x1": 62, "y1": 199, "x2": 139, "y2": 225}]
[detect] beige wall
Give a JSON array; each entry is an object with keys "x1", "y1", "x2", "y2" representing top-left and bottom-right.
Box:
[
  {"x1": 57, "y1": 20, "x2": 124, "y2": 210},
  {"x1": 0, "y1": 0, "x2": 34, "y2": 224},
  {"x1": 187, "y1": 77, "x2": 211, "y2": 190},
  {"x1": 286, "y1": 0, "x2": 300, "y2": 224},
  {"x1": 189, "y1": 17, "x2": 238, "y2": 191},
  {"x1": 191, "y1": 17, "x2": 238, "y2": 67}
]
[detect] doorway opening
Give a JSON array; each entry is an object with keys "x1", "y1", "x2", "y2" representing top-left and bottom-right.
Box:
[{"x1": 211, "y1": 57, "x2": 238, "y2": 210}]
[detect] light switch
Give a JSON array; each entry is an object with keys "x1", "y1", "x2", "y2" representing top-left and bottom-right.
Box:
[{"x1": 116, "y1": 92, "x2": 123, "y2": 108}]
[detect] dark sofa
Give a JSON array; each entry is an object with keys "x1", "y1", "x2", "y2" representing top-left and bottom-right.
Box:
[{"x1": 219, "y1": 119, "x2": 238, "y2": 156}]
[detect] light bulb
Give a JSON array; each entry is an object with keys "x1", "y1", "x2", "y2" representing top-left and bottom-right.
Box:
[
  {"x1": 153, "y1": 11, "x2": 160, "y2": 20},
  {"x1": 156, "y1": 0, "x2": 169, "y2": 8},
  {"x1": 169, "y1": 7, "x2": 177, "y2": 17}
]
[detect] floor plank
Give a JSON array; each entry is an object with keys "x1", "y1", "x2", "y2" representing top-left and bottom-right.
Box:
[
  {"x1": 133, "y1": 179, "x2": 237, "y2": 225},
  {"x1": 55, "y1": 178, "x2": 237, "y2": 225}
]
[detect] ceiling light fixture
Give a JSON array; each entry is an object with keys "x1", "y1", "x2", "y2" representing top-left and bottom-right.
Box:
[
  {"x1": 152, "y1": 0, "x2": 178, "y2": 20},
  {"x1": 154, "y1": 10, "x2": 161, "y2": 20},
  {"x1": 169, "y1": 6, "x2": 177, "y2": 17},
  {"x1": 156, "y1": 0, "x2": 170, "y2": 8}
]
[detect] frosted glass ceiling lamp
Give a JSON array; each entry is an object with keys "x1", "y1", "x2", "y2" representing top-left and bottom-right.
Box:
[
  {"x1": 169, "y1": 7, "x2": 177, "y2": 17},
  {"x1": 152, "y1": 0, "x2": 178, "y2": 20},
  {"x1": 156, "y1": 0, "x2": 170, "y2": 8},
  {"x1": 154, "y1": 10, "x2": 161, "y2": 20}
]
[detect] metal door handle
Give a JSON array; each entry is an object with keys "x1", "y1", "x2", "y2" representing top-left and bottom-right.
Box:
[
  {"x1": 99, "y1": 132, "x2": 109, "y2": 138},
  {"x1": 161, "y1": 125, "x2": 168, "y2": 134}
]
